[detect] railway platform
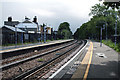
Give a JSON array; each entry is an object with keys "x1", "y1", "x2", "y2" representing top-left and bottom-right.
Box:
[
  {"x1": 0, "y1": 39, "x2": 73, "y2": 53},
  {"x1": 49, "y1": 40, "x2": 120, "y2": 80},
  {"x1": 72, "y1": 41, "x2": 120, "y2": 80}
]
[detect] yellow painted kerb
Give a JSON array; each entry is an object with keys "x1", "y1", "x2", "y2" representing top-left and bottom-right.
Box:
[{"x1": 82, "y1": 41, "x2": 93, "y2": 80}]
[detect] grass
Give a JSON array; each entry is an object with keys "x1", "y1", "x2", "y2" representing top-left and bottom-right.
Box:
[
  {"x1": 102, "y1": 40, "x2": 120, "y2": 52},
  {"x1": 37, "y1": 58, "x2": 44, "y2": 62}
]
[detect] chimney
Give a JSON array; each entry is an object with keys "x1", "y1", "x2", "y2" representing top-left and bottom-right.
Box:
[
  {"x1": 25, "y1": 16, "x2": 30, "y2": 21},
  {"x1": 33, "y1": 16, "x2": 37, "y2": 23},
  {"x1": 8, "y1": 17, "x2": 12, "y2": 22}
]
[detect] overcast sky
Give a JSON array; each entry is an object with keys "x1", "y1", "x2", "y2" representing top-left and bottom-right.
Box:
[{"x1": 1, "y1": 0, "x2": 100, "y2": 33}]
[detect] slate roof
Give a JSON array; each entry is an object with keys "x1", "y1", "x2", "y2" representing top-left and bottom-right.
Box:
[
  {"x1": 16, "y1": 22, "x2": 37, "y2": 28},
  {"x1": 22, "y1": 20, "x2": 32, "y2": 23},
  {"x1": 2, "y1": 25, "x2": 25, "y2": 32}
]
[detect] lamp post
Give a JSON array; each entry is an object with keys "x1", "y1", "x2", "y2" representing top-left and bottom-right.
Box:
[
  {"x1": 43, "y1": 23, "x2": 46, "y2": 43},
  {"x1": 115, "y1": 12, "x2": 117, "y2": 46},
  {"x1": 38, "y1": 25, "x2": 40, "y2": 43},
  {"x1": 24, "y1": 26, "x2": 28, "y2": 43},
  {"x1": 100, "y1": 24, "x2": 105, "y2": 47},
  {"x1": 40, "y1": 25, "x2": 43, "y2": 43},
  {"x1": 15, "y1": 25, "x2": 17, "y2": 47},
  {"x1": 22, "y1": 30, "x2": 23, "y2": 45},
  {"x1": 21, "y1": 23, "x2": 23, "y2": 46},
  {"x1": 96, "y1": 23, "x2": 105, "y2": 47},
  {"x1": 44, "y1": 24, "x2": 46, "y2": 43},
  {"x1": 103, "y1": 11, "x2": 108, "y2": 40},
  {"x1": 105, "y1": 22, "x2": 107, "y2": 40},
  {"x1": 100, "y1": 27, "x2": 102, "y2": 47}
]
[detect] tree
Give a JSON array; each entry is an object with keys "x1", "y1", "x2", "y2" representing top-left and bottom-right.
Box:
[
  {"x1": 117, "y1": 21, "x2": 120, "y2": 35},
  {"x1": 58, "y1": 22, "x2": 72, "y2": 39},
  {"x1": 61, "y1": 29, "x2": 72, "y2": 39},
  {"x1": 89, "y1": 4, "x2": 107, "y2": 17},
  {"x1": 74, "y1": 3, "x2": 119, "y2": 40},
  {"x1": 103, "y1": 2, "x2": 120, "y2": 9},
  {"x1": 58, "y1": 22, "x2": 70, "y2": 31}
]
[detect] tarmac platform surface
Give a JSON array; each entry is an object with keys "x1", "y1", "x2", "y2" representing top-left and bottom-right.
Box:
[
  {"x1": 87, "y1": 41, "x2": 120, "y2": 79},
  {"x1": 72, "y1": 41, "x2": 120, "y2": 80}
]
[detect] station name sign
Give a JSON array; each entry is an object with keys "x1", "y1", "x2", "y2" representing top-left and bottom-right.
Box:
[{"x1": 103, "y1": 0, "x2": 120, "y2": 2}]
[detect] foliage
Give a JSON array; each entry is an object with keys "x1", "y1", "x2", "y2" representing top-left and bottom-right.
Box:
[
  {"x1": 58, "y1": 22, "x2": 70, "y2": 31},
  {"x1": 102, "y1": 40, "x2": 120, "y2": 52},
  {"x1": 58, "y1": 22, "x2": 72, "y2": 39},
  {"x1": 74, "y1": 3, "x2": 120, "y2": 40},
  {"x1": 103, "y1": 2, "x2": 120, "y2": 9},
  {"x1": 61, "y1": 29, "x2": 72, "y2": 39},
  {"x1": 89, "y1": 4, "x2": 107, "y2": 16},
  {"x1": 118, "y1": 21, "x2": 120, "y2": 35}
]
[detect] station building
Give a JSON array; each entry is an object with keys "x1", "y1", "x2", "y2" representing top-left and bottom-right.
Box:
[
  {"x1": 1, "y1": 16, "x2": 57, "y2": 45},
  {"x1": 1, "y1": 25, "x2": 25, "y2": 45}
]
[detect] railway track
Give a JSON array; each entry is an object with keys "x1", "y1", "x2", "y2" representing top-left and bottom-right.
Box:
[
  {"x1": 11, "y1": 40, "x2": 87, "y2": 80},
  {"x1": 1, "y1": 40, "x2": 74, "y2": 59},
  {"x1": 2, "y1": 40, "x2": 81, "y2": 80},
  {"x1": 2, "y1": 40, "x2": 74, "y2": 64},
  {"x1": 1, "y1": 40, "x2": 76, "y2": 71}
]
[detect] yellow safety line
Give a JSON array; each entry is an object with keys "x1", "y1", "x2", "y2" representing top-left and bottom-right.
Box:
[
  {"x1": 83, "y1": 42, "x2": 93, "y2": 80},
  {"x1": 0, "y1": 39, "x2": 73, "y2": 53}
]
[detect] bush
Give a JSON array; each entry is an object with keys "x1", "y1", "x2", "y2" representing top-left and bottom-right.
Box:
[
  {"x1": 102, "y1": 40, "x2": 120, "y2": 52},
  {"x1": 118, "y1": 43, "x2": 120, "y2": 52}
]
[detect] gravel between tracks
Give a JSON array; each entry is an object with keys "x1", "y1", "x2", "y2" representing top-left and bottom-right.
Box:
[
  {"x1": 42, "y1": 44, "x2": 81, "y2": 79},
  {"x1": 2, "y1": 41, "x2": 75, "y2": 65},
  {"x1": 29, "y1": 41, "x2": 82, "y2": 79},
  {"x1": 2, "y1": 42, "x2": 77, "y2": 80}
]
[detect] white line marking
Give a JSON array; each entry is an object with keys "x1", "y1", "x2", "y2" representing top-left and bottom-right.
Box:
[{"x1": 48, "y1": 40, "x2": 88, "y2": 79}]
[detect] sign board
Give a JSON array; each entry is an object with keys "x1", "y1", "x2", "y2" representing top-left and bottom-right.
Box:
[
  {"x1": 46, "y1": 27, "x2": 51, "y2": 34},
  {"x1": 28, "y1": 31, "x2": 35, "y2": 33},
  {"x1": 104, "y1": 0, "x2": 120, "y2": 2}
]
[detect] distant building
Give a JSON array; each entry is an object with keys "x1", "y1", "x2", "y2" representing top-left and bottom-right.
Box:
[
  {"x1": 40, "y1": 25, "x2": 53, "y2": 34},
  {"x1": 4, "y1": 17, "x2": 19, "y2": 26},
  {"x1": 2, "y1": 16, "x2": 58, "y2": 44},
  {"x1": 1, "y1": 25, "x2": 24, "y2": 45},
  {"x1": 16, "y1": 16, "x2": 38, "y2": 33}
]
